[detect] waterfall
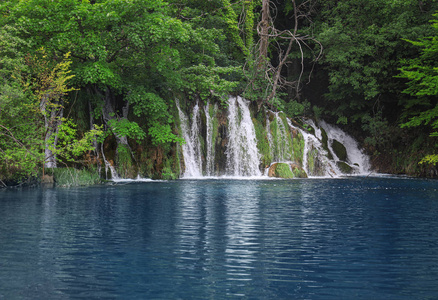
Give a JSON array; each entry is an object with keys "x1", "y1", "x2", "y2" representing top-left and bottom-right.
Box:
[
  {"x1": 272, "y1": 112, "x2": 293, "y2": 162},
  {"x1": 175, "y1": 96, "x2": 371, "y2": 179},
  {"x1": 101, "y1": 144, "x2": 119, "y2": 180},
  {"x1": 266, "y1": 114, "x2": 274, "y2": 159},
  {"x1": 291, "y1": 120, "x2": 338, "y2": 177},
  {"x1": 204, "y1": 102, "x2": 217, "y2": 176},
  {"x1": 225, "y1": 96, "x2": 262, "y2": 177},
  {"x1": 319, "y1": 120, "x2": 371, "y2": 174},
  {"x1": 176, "y1": 100, "x2": 202, "y2": 178}
]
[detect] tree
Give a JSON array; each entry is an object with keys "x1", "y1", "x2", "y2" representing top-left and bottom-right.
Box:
[
  {"x1": 251, "y1": 0, "x2": 321, "y2": 108},
  {"x1": 2, "y1": 0, "x2": 245, "y2": 177},
  {"x1": 313, "y1": 0, "x2": 437, "y2": 126},
  {"x1": 0, "y1": 25, "x2": 43, "y2": 184},
  {"x1": 398, "y1": 13, "x2": 438, "y2": 165}
]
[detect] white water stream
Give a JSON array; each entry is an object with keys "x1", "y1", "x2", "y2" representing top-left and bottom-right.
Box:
[
  {"x1": 176, "y1": 97, "x2": 371, "y2": 179},
  {"x1": 225, "y1": 96, "x2": 262, "y2": 177},
  {"x1": 176, "y1": 100, "x2": 202, "y2": 177}
]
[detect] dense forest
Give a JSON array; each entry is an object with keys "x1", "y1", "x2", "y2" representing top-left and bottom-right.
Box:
[{"x1": 1, "y1": 0, "x2": 438, "y2": 186}]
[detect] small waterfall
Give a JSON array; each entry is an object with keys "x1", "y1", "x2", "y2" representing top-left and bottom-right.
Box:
[
  {"x1": 266, "y1": 114, "x2": 274, "y2": 159},
  {"x1": 176, "y1": 100, "x2": 202, "y2": 178},
  {"x1": 319, "y1": 120, "x2": 371, "y2": 174},
  {"x1": 302, "y1": 120, "x2": 342, "y2": 176},
  {"x1": 204, "y1": 102, "x2": 217, "y2": 176},
  {"x1": 272, "y1": 112, "x2": 293, "y2": 162},
  {"x1": 175, "y1": 96, "x2": 371, "y2": 179},
  {"x1": 101, "y1": 144, "x2": 119, "y2": 180},
  {"x1": 225, "y1": 96, "x2": 261, "y2": 177}
]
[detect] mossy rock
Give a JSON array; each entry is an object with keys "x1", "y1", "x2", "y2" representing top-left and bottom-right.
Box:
[
  {"x1": 253, "y1": 118, "x2": 272, "y2": 167},
  {"x1": 332, "y1": 139, "x2": 347, "y2": 161},
  {"x1": 290, "y1": 163, "x2": 308, "y2": 178},
  {"x1": 268, "y1": 163, "x2": 294, "y2": 179},
  {"x1": 337, "y1": 161, "x2": 353, "y2": 174},
  {"x1": 321, "y1": 127, "x2": 328, "y2": 149},
  {"x1": 320, "y1": 128, "x2": 333, "y2": 160}
]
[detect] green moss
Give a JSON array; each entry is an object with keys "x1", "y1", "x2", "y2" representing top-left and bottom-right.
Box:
[
  {"x1": 116, "y1": 144, "x2": 135, "y2": 178},
  {"x1": 279, "y1": 113, "x2": 293, "y2": 160},
  {"x1": 293, "y1": 131, "x2": 305, "y2": 165},
  {"x1": 274, "y1": 163, "x2": 294, "y2": 179},
  {"x1": 291, "y1": 165, "x2": 308, "y2": 178},
  {"x1": 256, "y1": 109, "x2": 266, "y2": 126},
  {"x1": 161, "y1": 156, "x2": 178, "y2": 179},
  {"x1": 307, "y1": 148, "x2": 316, "y2": 175},
  {"x1": 253, "y1": 118, "x2": 272, "y2": 167},
  {"x1": 332, "y1": 139, "x2": 347, "y2": 161},
  {"x1": 53, "y1": 167, "x2": 102, "y2": 187},
  {"x1": 270, "y1": 117, "x2": 279, "y2": 159}
]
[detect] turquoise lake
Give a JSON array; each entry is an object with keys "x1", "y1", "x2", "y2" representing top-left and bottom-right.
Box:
[{"x1": 0, "y1": 177, "x2": 437, "y2": 299}]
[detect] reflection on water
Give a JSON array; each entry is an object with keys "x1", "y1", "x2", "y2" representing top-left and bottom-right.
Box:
[{"x1": 1, "y1": 178, "x2": 438, "y2": 299}]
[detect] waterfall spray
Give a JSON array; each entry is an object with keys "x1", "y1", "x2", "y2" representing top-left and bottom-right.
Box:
[
  {"x1": 225, "y1": 96, "x2": 261, "y2": 177},
  {"x1": 176, "y1": 100, "x2": 202, "y2": 178}
]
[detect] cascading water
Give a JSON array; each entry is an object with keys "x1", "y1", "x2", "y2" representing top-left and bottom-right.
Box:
[
  {"x1": 272, "y1": 112, "x2": 293, "y2": 162},
  {"x1": 176, "y1": 100, "x2": 202, "y2": 178},
  {"x1": 319, "y1": 120, "x2": 371, "y2": 174},
  {"x1": 176, "y1": 96, "x2": 371, "y2": 179},
  {"x1": 290, "y1": 119, "x2": 339, "y2": 177},
  {"x1": 225, "y1": 96, "x2": 262, "y2": 177},
  {"x1": 204, "y1": 102, "x2": 217, "y2": 176},
  {"x1": 266, "y1": 115, "x2": 274, "y2": 159}
]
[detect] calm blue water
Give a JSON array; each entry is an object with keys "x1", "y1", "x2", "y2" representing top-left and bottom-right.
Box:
[{"x1": 0, "y1": 177, "x2": 437, "y2": 299}]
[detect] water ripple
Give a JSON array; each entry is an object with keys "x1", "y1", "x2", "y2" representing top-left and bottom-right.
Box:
[{"x1": 1, "y1": 178, "x2": 438, "y2": 299}]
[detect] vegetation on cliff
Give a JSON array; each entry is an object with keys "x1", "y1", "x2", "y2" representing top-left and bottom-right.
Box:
[{"x1": 1, "y1": 0, "x2": 438, "y2": 185}]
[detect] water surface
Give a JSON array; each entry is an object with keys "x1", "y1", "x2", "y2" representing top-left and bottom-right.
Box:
[{"x1": 1, "y1": 177, "x2": 437, "y2": 299}]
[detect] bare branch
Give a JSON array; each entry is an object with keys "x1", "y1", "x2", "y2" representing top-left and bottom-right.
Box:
[{"x1": 252, "y1": 0, "x2": 322, "y2": 106}]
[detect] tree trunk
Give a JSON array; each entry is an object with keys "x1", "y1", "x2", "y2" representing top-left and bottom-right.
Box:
[
  {"x1": 259, "y1": 0, "x2": 270, "y2": 63},
  {"x1": 41, "y1": 94, "x2": 63, "y2": 169}
]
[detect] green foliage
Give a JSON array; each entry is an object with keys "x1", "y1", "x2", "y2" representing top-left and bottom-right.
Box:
[
  {"x1": 419, "y1": 154, "x2": 438, "y2": 165},
  {"x1": 126, "y1": 88, "x2": 184, "y2": 145},
  {"x1": 50, "y1": 119, "x2": 104, "y2": 162},
  {"x1": 397, "y1": 13, "x2": 438, "y2": 165},
  {"x1": 0, "y1": 26, "x2": 43, "y2": 181},
  {"x1": 285, "y1": 100, "x2": 311, "y2": 118},
  {"x1": 108, "y1": 118, "x2": 146, "y2": 141},
  {"x1": 314, "y1": 0, "x2": 437, "y2": 124},
  {"x1": 398, "y1": 16, "x2": 438, "y2": 137}
]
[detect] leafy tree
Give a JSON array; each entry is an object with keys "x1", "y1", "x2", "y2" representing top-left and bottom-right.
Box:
[
  {"x1": 313, "y1": 0, "x2": 437, "y2": 126},
  {"x1": 0, "y1": 25, "x2": 42, "y2": 184},
  {"x1": 398, "y1": 13, "x2": 438, "y2": 165}
]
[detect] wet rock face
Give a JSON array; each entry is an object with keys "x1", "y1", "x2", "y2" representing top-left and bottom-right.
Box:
[
  {"x1": 332, "y1": 139, "x2": 347, "y2": 161},
  {"x1": 336, "y1": 161, "x2": 353, "y2": 174},
  {"x1": 174, "y1": 97, "x2": 371, "y2": 179}
]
